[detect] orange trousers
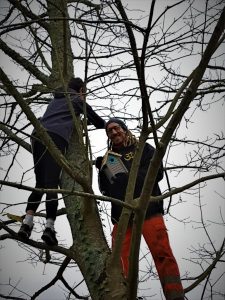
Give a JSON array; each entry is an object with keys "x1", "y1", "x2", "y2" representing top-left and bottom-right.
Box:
[{"x1": 112, "y1": 215, "x2": 184, "y2": 300}]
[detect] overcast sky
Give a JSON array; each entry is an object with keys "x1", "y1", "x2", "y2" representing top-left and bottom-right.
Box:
[{"x1": 0, "y1": 0, "x2": 225, "y2": 299}]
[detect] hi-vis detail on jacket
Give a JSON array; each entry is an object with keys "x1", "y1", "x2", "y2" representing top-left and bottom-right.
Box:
[{"x1": 124, "y1": 151, "x2": 135, "y2": 161}]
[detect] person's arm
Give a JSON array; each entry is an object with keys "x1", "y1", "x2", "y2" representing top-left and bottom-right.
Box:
[
  {"x1": 74, "y1": 98, "x2": 105, "y2": 129},
  {"x1": 95, "y1": 157, "x2": 111, "y2": 195},
  {"x1": 96, "y1": 157, "x2": 128, "y2": 199},
  {"x1": 86, "y1": 103, "x2": 105, "y2": 128},
  {"x1": 137, "y1": 143, "x2": 164, "y2": 185}
]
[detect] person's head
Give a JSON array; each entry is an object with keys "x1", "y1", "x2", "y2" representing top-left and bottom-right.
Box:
[
  {"x1": 106, "y1": 118, "x2": 137, "y2": 149},
  {"x1": 68, "y1": 77, "x2": 84, "y2": 99}
]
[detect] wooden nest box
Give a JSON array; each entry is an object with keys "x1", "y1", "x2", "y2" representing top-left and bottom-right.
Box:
[{"x1": 101, "y1": 151, "x2": 128, "y2": 183}]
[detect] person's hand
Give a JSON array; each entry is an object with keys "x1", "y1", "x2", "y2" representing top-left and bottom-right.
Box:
[
  {"x1": 110, "y1": 173, "x2": 129, "y2": 198},
  {"x1": 95, "y1": 156, "x2": 103, "y2": 169},
  {"x1": 113, "y1": 172, "x2": 129, "y2": 184}
]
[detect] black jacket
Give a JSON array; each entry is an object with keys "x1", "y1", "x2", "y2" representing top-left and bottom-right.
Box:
[
  {"x1": 98, "y1": 143, "x2": 164, "y2": 224},
  {"x1": 38, "y1": 88, "x2": 105, "y2": 143}
]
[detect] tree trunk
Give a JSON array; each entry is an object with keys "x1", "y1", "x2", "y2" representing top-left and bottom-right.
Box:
[
  {"x1": 47, "y1": 0, "x2": 127, "y2": 297},
  {"x1": 47, "y1": 0, "x2": 74, "y2": 86},
  {"x1": 61, "y1": 124, "x2": 127, "y2": 299}
]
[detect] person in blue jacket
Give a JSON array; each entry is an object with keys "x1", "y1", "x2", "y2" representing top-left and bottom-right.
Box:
[{"x1": 18, "y1": 77, "x2": 105, "y2": 246}]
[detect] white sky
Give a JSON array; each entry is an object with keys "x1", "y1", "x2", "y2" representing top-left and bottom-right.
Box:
[{"x1": 0, "y1": 0, "x2": 225, "y2": 299}]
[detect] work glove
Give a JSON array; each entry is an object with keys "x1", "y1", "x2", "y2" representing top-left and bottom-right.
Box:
[
  {"x1": 110, "y1": 172, "x2": 129, "y2": 199},
  {"x1": 95, "y1": 156, "x2": 103, "y2": 169},
  {"x1": 112, "y1": 172, "x2": 129, "y2": 185}
]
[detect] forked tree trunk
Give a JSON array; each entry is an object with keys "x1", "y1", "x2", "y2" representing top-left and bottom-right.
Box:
[
  {"x1": 48, "y1": 0, "x2": 128, "y2": 297},
  {"x1": 61, "y1": 125, "x2": 127, "y2": 299}
]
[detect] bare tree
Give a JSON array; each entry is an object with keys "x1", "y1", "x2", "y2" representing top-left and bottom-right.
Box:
[{"x1": 0, "y1": 0, "x2": 224, "y2": 299}]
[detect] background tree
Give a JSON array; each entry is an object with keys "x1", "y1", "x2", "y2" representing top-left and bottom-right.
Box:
[{"x1": 0, "y1": 0, "x2": 224, "y2": 299}]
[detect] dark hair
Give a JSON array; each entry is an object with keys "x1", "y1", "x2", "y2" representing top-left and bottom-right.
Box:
[{"x1": 68, "y1": 77, "x2": 84, "y2": 92}]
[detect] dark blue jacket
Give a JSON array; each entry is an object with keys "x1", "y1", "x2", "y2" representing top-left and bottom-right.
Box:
[
  {"x1": 98, "y1": 143, "x2": 164, "y2": 224},
  {"x1": 38, "y1": 88, "x2": 105, "y2": 143}
]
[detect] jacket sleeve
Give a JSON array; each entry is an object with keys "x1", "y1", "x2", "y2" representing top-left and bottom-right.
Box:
[
  {"x1": 137, "y1": 143, "x2": 164, "y2": 185},
  {"x1": 96, "y1": 155, "x2": 128, "y2": 199},
  {"x1": 98, "y1": 170, "x2": 111, "y2": 196},
  {"x1": 73, "y1": 97, "x2": 105, "y2": 129},
  {"x1": 86, "y1": 103, "x2": 106, "y2": 129}
]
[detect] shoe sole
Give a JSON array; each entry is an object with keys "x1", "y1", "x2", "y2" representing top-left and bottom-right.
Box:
[
  {"x1": 18, "y1": 231, "x2": 30, "y2": 239},
  {"x1": 41, "y1": 234, "x2": 58, "y2": 246}
]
